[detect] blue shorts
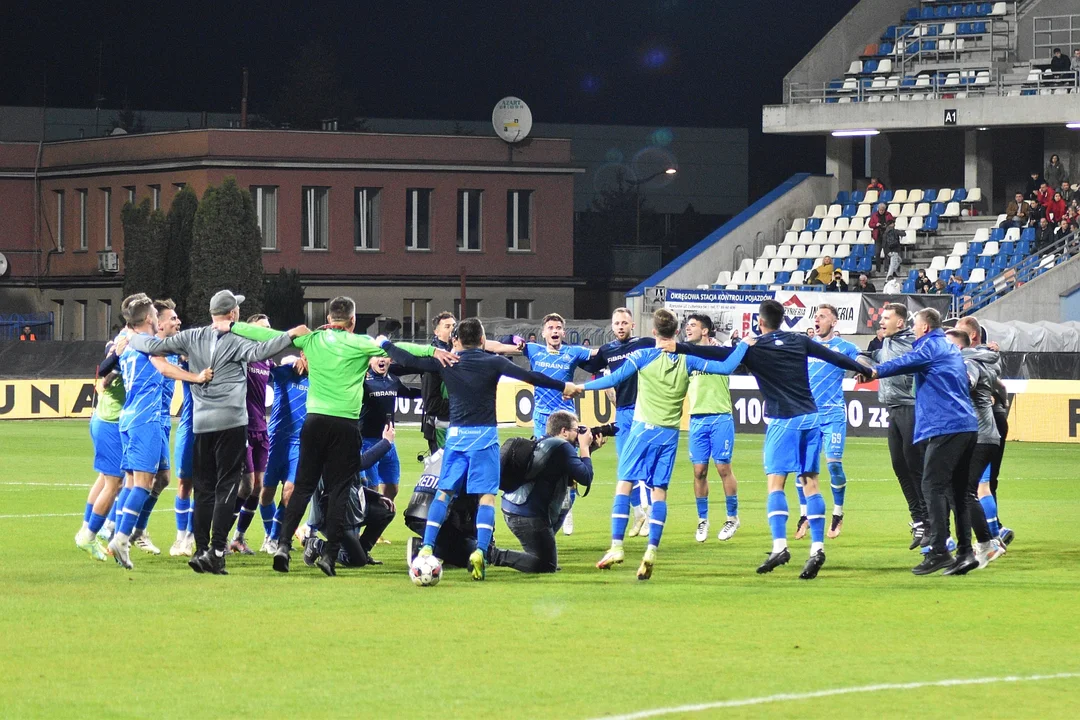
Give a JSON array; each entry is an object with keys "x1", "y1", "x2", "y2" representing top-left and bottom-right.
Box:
[
  {"x1": 618, "y1": 420, "x2": 679, "y2": 489},
  {"x1": 763, "y1": 413, "x2": 821, "y2": 477},
  {"x1": 158, "y1": 424, "x2": 171, "y2": 472},
  {"x1": 362, "y1": 438, "x2": 401, "y2": 487},
  {"x1": 441, "y1": 426, "x2": 500, "y2": 495},
  {"x1": 819, "y1": 407, "x2": 847, "y2": 460},
  {"x1": 614, "y1": 406, "x2": 635, "y2": 458},
  {"x1": 121, "y1": 421, "x2": 163, "y2": 475},
  {"x1": 173, "y1": 422, "x2": 193, "y2": 480},
  {"x1": 532, "y1": 411, "x2": 549, "y2": 440},
  {"x1": 264, "y1": 435, "x2": 299, "y2": 487},
  {"x1": 90, "y1": 415, "x2": 123, "y2": 479},
  {"x1": 688, "y1": 413, "x2": 735, "y2": 465}
]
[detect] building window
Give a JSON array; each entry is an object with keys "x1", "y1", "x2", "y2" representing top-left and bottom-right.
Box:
[
  {"x1": 173, "y1": 182, "x2": 186, "y2": 192},
  {"x1": 100, "y1": 299, "x2": 113, "y2": 338},
  {"x1": 406, "y1": 188, "x2": 432, "y2": 251},
  {"x1": 402, "y1": 298, "x2": 431, "y2": 340},
  {"x1": 302, "y1": 187, "x2": 330, "y2": 250},
  {"x1": 150, "y1": 185, "x2": 161, "y2": 210},
  {"x1": 251, "y1": 186, "x2": 278, "y2": 250},
  {"x1": 457, "y1": 189, "x2": 483, "y2": 251},
  {"x1": 506, "y1": 299, "x2": 532, "y2": 319},
  {"x1": 454, "y1": 298, "x2": 481, "y2": 318},
  {"x1": 507, "y1": 190, "x2": 533, "y2": 251},
  {"x1": 101, "y1": 188, "x2": 112, "y2": 250},
  {"x1": 124, "y1": 186, "x2": 136, "y2": 205},
  {"x1": 304, "y1": 300, "x2": 327, "y2": 328},
  {"x1": 354, "y1": 188, "x2": 382, "y2": 250},
  {"x1": 55, "y1": 190, "x2": 64, "y2": 252},
  {"x1": 76, "y1": 300, "x2": 88, "y2": 341},
  {"x1": 78, "y1": 189, "x2": 88, "y2": 250}
]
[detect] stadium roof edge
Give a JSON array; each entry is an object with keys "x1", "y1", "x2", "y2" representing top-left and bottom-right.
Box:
[{"x1": 627, "y1": 172, "x2": 820, "y2": 298}]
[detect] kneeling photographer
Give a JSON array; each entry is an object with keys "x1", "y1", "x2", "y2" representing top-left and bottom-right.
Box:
[{"x1": 491, "y1": 411, "x2": 607, "y2": 573}]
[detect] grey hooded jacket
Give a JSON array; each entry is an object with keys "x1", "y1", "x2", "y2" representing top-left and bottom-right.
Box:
[
  {"x1": 870, "y1": 328, "x2": 916, "y2": 407},
  {"x1": 128, "y1": 327, "x2": 294, "y2": 434},
  {"x1": 962, "y1": 345, "x2": 1002, "y2": 445}
]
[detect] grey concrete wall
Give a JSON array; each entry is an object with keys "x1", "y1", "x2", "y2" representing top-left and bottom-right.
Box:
[
  {"x1": 977, "y1": 253, "x2": 1080, "y2": 323},
  {"x1": 1018, "y1": 0, "x2": 1080, "y2": 61},
  {"x1": 765, "y1": 94, "x2": 1080, "y2": 135},
  {"x1": 785, "y1": 0, "x2": 915, "y2": 89}
]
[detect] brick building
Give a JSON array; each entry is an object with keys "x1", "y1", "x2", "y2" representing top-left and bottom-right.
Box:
[{"x1": 0, "y1": 128, "x2": 582, "y2": 340}]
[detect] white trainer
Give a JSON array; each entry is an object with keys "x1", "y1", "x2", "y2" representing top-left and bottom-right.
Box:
[
  {"x1": 133, "y1": 532, "x2": 160, "y2": 555},
  {"x1": 108, "y1": 536, "x2": 134, "y2": 570},
  {"x1": 562, "y1": 510, "x2": 574, "y2": 536},
  {"x1": 627, "y1": 506, "x2": 648, "y2": 538},
  {"x1": 169, "y1": 538, "x2": 187, "y2": 557},
  {"x1": 717, "y1": 517, "x2": 741, "y2": 541},
  {"x1": 695, "y1": 518, "x2": 710, "y2": 543}
]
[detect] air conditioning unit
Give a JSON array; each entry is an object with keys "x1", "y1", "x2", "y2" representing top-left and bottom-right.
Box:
[{"x1": 98, "y1": 251, "x2": 119, "y2": 273}]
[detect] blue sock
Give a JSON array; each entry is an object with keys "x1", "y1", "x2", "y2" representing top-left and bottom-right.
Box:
[
  {"x1": 175, "y1": 497, "x2": 190, "y2": 532},
  {"x1": 422, "y1": 495, "x2": 450, "y2": 547},
  {"x1": 89, "y1": 511, "x2": 108, "y2": 534},
  {"x1": 795, "y1": 481, "x2": 807, "y2": 513},
  {"x1": 119, "y1": 487, "x2": 149, "y2": 537},
  {"x1": 695, "y1": 496, "x2": 709, "y2": 520},
  {"x1": 186, "y1": 498, "x2": 194, "y2": 533},
  {"x1": 260, "y1": 502, "x2": 276, "y2": 535},
  {"x1": 611, "y1": 492, "x2": 631, "y2": 542},
  {"x1": 806, "y1": 492, "x2": 826, "y2": 544},
  {"x1": 628, "y1": 482, "x2": 642, "y2": 508},
  {"x1": 83, "y1": 502, "x2": 94, "y2": 524},
  {"x1": 135, "y1": 491, "x2": 159, "y2": 532},
  {"x1": 237, "y1": 495, "x2": 258, "y2": 535},
  {"x1": 569, "y1": 485, "x2": 577, "y2": 509},
  {"x1": 767, "y1": 490, "x2": 788, "y2": 541},
  {"x1": 648, "y1": 499, "x2": 668, "y2": 547},
  {"x1": 112, "y1": 488, "x2": 129, "y2": 525},
  {"x1": 475, "y1": 504, "x2": 496, "y2": 553},
  {"x1": 827, "y1": 461, "x2": 847, "y2": 511},
  {"x1": 980, "y1": 494, "x2": 1000, "y2": 537},
  {"x1": 725, "y1": 494, "x2": 738, "y2": 518},
  {"x1": 270, "y1": 502, "x2": 284, "y2": 540}
]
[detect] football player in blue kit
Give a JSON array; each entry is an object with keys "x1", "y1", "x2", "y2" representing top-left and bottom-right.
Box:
[{"x1": 259, "y1": 354, "x2": 309, "y2": 553}]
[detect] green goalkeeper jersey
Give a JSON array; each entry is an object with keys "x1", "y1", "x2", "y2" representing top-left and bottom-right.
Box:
[{"x1": 688, "y1": 371, "x2": 732, "y2": 416}]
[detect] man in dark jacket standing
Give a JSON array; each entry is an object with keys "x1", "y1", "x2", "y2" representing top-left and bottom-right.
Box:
[
  {"x1": 865, "y1": 303, "x2": 928, "y2": 550},
  {"x1": 865, "y1": 308, "x2": 980, "y2": 576}
]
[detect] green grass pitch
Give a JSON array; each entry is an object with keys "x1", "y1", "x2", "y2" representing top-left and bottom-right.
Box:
[{"x1": 1, "y1": 420, "x2": 1078, "y2": 718}]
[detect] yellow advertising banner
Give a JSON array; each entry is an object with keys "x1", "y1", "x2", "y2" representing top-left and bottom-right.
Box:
[
  {"x1": 1007, "y1": 393, "x2": 1080, "y2": 443},
  {"x1": 0, "y1": 379, "x2": 185, "y2": 420}
]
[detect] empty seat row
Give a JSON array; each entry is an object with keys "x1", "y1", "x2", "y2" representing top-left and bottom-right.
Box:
[
  {"x1": 904, "y1": 3, "x2": 1008, "y2": 22},
  {"x1": 834, "y1": 187, "x2": 978, "y2": 205},
  {"x1": 784, "y1": 230, "x2": 876, "y2": 246}
]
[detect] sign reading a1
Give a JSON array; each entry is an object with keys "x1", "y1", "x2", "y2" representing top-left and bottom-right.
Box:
[{"x1": 944, "y1": 108, "x2": 958, "y2": 126}]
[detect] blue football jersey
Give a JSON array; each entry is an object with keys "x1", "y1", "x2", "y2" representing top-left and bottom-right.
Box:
[
  {"x1": 268, "y1": 364, "x2": 309, "y2": 440},
  {"x1": 159, "y1": 354, "x2": 181, "y2": 426},
  {"x1": 119, "y1": 338, "x2": 164, "y2": 431},
  {"x1": 177, "y1": 359, "x2": 193, "y2": 431},
  {"x1": 523, "y1": 342, "x2": 592, "y2": 416},
  {"x1": 808, "y1": 335, "x2": 860, "y2": 411}
]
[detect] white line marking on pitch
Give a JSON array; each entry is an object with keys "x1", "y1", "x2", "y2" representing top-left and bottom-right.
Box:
[
  {"x1": 0, "y1": 508, "x2": 175, "y2": 520},
  {"x1": 587, "y1": 673, "x2": 1080, "y2": 720}
]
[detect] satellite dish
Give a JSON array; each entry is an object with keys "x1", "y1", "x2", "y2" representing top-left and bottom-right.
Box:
[
  {"x1": 492, "y1": 97, "x2": 532, "y2": 143},
  {"x1": 0, "y1": 252, "x2": 8, "y2": 277}
]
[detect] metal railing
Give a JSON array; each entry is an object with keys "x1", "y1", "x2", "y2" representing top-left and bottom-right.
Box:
[
  {"x1": 896, "y1": 17, "x2": 1015, "y2": 76},
  {"x1": 963, "y1": 230, "x2": 1078, "y2": 315},
  {"x1": 1034, "y1": 14, "x2": 1080, "y2": 59}
]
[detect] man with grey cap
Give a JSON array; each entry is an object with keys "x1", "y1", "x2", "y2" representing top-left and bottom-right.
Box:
[{"x1": 126, "y1": 289, "x2": 309, "y2": 574}]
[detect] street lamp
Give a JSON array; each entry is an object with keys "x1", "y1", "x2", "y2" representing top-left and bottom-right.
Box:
[{"x1": 631, "y1": 167, "x2": 677, "y2": 246}]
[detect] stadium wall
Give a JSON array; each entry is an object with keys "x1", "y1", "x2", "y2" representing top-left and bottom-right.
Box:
[
  {"x1": 1017, "y1": 0, "x2": 1080, "y2": 61},
  {"x1": 976, "y1": 253, "x2": 1080, "y2": 324}
]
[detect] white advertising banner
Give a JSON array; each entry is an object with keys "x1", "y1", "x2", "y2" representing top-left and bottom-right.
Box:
[
  {"x1": 658, "y1": 288, "x2": 775, "y2": 343},
  {"x1": 772, "y1": 290, "x2": 861, "y2": 335}
]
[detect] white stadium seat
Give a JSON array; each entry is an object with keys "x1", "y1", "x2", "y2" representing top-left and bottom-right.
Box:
[
  {"x1": 929, "y1": 255, "x2": 946, "y2": 271},
  {"x1": 792, "y1": 245, "x2": 807, "y2": 258},
  {"x1": 726, "y1": 283, "x2": 739, "y2": 290},
  {"x1": 835, "y1": 243, "x2": 851, "y2": 258},
  {"x1": 820, "y1": 217, "x2": 836, "y2": 232},
  {"x1": 745, "y1": 271, "x2": 761, "y2": 285},
  {"x1": 942, "y1": 202, "x2": 961, "y2": 218},
  {"x1": 777, "y1": 244, "x2": 792, "y2": 258},
  {"x1": 799, "y1": 231, "x2": 814, "y2": 244},
  {"x1": 842, "y1": 230, "x2": 858, "y2": 245},
  {"x1": 915, "y1": 202, "x2": 930, "y2": 217},
  {"x1": 1005, "y1": 227, "x2": 1020, "y2": 242},
  {"x1": 790, "y1": 218, "x2": 806, "y2": 232},
  {"x1": 849, "y1": 217, "x2": 865, "y2": 231},
  {"x1": 812, "y1": 204, "x2": 829, "y2": 219},
  {"x1": 945, "y1": 255, "x2": 962, "y2": 270},
  {"x1": 715, "y1": 271, "x2": 731, "y2": 285},
  {"x1": 968, "y1": 268, "x2": 986, "y2": 283},
  {"x1": 813, "y1": 231, "x2": 828, "y2": 244},
  {"x1": 857, "y1": 230, "x2": 873, "y2": 244},
  {"x1": 990, "y1": 2, "x2": 1007, "y2": 16},
  {"x1": 875, "y1": 59, "x2": 892, "y2": 74},
  {"x1": 855, "y1": 204, "x2": 872, "y2": 218},
  {"x1": 760, "y1": 271, "x2": 776, "y2": 285},
  {"x1": 822, "y1": 243, "x2": 837, "y2": 257},
  {"x1": 908, "y1": 216, "x2": 924, "y2": 232},
  {"x1": 908, "y1": 189, "x2": 924, "y2": 203},
  {"x1": 895, "y1": 216, "x2": 909, "y2": 231},
  {"x1": 768, "y1": 258, "x2": 784, "y2": 272},
  {"x1": 893, "y1": 189, "x2": 909, "y2": 203},
  {"x1": 807, "y1": 244, "x2": 822, "y2": 258},
  {"x1": 739, "y1": 258, "x2": 754, "y2": 273},
  {"x1": 926, "y1": 267, "x2": 939, "y2": 282},
  {"x1": 782, "y1": 257, "x2": 798, "y2": 272},
  {"x1": 900, "y1": 203, "x2": 916, "y2": 217},
  {"x1": 754, "y1": 257, "x2": 769, "y2": 272},
  {"x1": 762, "y1": 244, "x2": 777, "y2": 259},
  {"x1": 966, "y1": 188, "x2": 982, "y2": 204},
  {"x1": 902, "y1": 229, "x2": 917, "y2": 245},
  {"x1": 972, "y1": 227, "x2": 989, "y2": 243},
  {"x1": 731, "y1": 271, "x2": 747, "y2": 284},
  {"x1": 887, "y1": 203, "x2": 902, "y2": 216},
  {"x1": 827, "y1": 231, "x2": 843, "y2": 245},
  {"x1": 789, "y1": 270, "x2": 806, "y2": 285},
  {"x1": 784, "y1": 231, "x2": 799, "y2": 245},
  {"x1": 950, "y1": 241, "x2": 968, "y2": 256},
  {"x1": 827, "y1": 204, "x2": 843, "y2": 218},
  {"x1": 863, "y1": 190, "x2": 878, "y2": 204},
  {"x1": 834, "y1": 217, "x2": 850, "y2": 231},
  {"x1": 980, "y1": 241, "x2": 999, "y2": 257},
  {"x1": 937, "y1": 188, "x2": 953, "y2": 203},
  {"x1": 994, "y1": 213, "x2": 1008, "y2": 228}
]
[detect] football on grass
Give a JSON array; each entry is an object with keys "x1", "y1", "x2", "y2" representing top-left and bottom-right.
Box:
[{"x1": 410, "y1": 554, "x2": 442, "y2": 587}]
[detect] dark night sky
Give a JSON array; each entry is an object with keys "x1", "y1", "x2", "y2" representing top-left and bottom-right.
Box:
[{"x1": 1, "y1": 0, "x2": 861, "y2": 199}]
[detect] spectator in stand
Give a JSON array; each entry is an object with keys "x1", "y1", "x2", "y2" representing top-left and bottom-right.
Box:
[
  {"x1": 1054, "y1": 218, "x2": 1073, "y2": 244},
  {"x1": 1059, "y1": 181, "x2": 1073, "y2": 205},
  {"x1": 827, "y1": 270, "x2": 849, "y2": 292},
  {"x1": 882, "y1": 220, "x2": 903, "y2": 280},
  {"x1": 1045, "y1": 154, "x2": 1068, "y2": 191},
  {"x1": 947, "y1": 274, "x2": 965, "y2": 296},
  {"x1": 1035, "y1": 217, "x2": 1055, "y2": 253},
  {"x1": 1003, "y1": 192, "x2": 1031, "y2": 230},
  {"x1": 1036, "y1": 181, "x2": 1053, "y2": 208},
  {"x1": 1049, "y1": 49, "x2": 1072, "y2": 81},
  {"x1": 856, "y1": 273, "x2": 876, "y2": 292},
  {"x1": 931, "y1": 279, "x2": 948, "y2": 295},
  {"x1": 916, "y1": 269, "x2": 932, "y2": 294},
  {"x1": 883, "y1": 276, "x2": 902, "y2": 294},
  {"x1": 1046, "y1": 191, "x2": 1068, "y2": 224},
  {"x1": 867, "y1": 177, "x2": 885, "y2": 193},
  {"x1": 1073, "y1": 49, "x2": 1080, "y2": 75},
  {"x1": 19, "y1": 325, "x2": 36, "y2": 341},
  {"x1": 1025, "y1": 171, "x2": 1046, "y2": 200},
  {"x1": 867, "y1": 327, "x2": 885, "y2": 353},
  {"x1": 868, "y1": 203, "x2": 895, "y2": 272},
  {"x1": 815, "y1": 255, "x2": 835, "y2": 285}
]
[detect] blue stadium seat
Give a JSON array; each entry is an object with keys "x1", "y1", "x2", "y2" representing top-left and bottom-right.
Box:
[
  {"x1": 905, "y1": 8, "x2": 919, "y2": 22},
  {"x1": 863, "y1": 59, "x2": 879, "y2": 73},
  {"x1": 879, "y1": 42, "x2": 894, "y2": 56},
  {"x1": 961, "y1": 256, "x2": 977, "y2": 270},
  {"x1": 903, "y1": 279, "x2": 916, "y2": 293},
  {"x1": 828, "y1": 79, "x2": 844, "y2": 91},
  {"x1": 907, "y1": 40, "x2": 920, "y2": 54},
  {"x1": 908, "y1": 268, "x2": 919, "y2": 281},
  {"x1": 976, "y1": 256, "x2": 993, "y2": 270},
  {"x1": 798, "y1": 258, "x2": 814, "y2": 272},
  {"x1": 836, "y1": 190, "x2": 850, "y2": 204},
  {"x1": 990, "y1": 227, "x2": 1005, "y2": 241},
  {"x1": 843, "y1": 257, "x2": 858, "y2": 271},
  {"x1": 1017, "y1": 239, "x2": 1032, "y2": 254},
  {"x1": 776, "y1": 271, "x2": 791, "y2": 284},
  {"x1": 856, "y1": 256, "x2": 872, "y2": 273},
  {"x1": 958, "y1": 21, "x2": 971, "y2": 34},
  {"x1": 973, "y1": 21, "x2": 987, "y2": 33},
  {"x1": 931, "y1": 202, "x2": 946, "y2": 216},
  {"x1": 958, "y1": 267, "x2": 971, "y2": 280},
  {"x1": 924, "y1": 189, "x2": 938, "y2": 202},
  {"x1": 962, "y1": 4, "x2": 978, "y2": 17},
  {"x1": 1000, "y1": 240, "x2": 1015, "y2": 255},
  {"x1": 852, "y1": 190, "x2": 866, "y2": 203},
  {"x1": 953, "y1": 188, "x2": 967, "y2": 202},
  {"x1": 922, "y1": 40, "x2": 937, "y2": 51},
  {"x1": 948, "y1": 5, "x2": 962, "y2": 18},
  {"x1": 921, "y1": 6, "x2": 935, "y2": 19},
  {"x1": 1020, "y1": 227, "x2": 1036, "y2": 242},
  {"x1": 843, "y1": 204, "x2": 858, "y2": 217},
  {"x1": 807, "y1": 218, "x2": 822, "y2": 231},
  {"x1": 976, "y1": 3, "x2": 992, "y2": 16},
  {"x1": 880, "y1": 189, "x2": 895, "y2": 202},
  {"x1": 964, "y1": 282, "x2": 979, "y2": 295},
  {"x1": 936, "y1": 7, "x2": 950, "y2": 19},
  {"x1": 825, "y1": 97, "x2": 839, "y2": 104},
  {"x1": 923, "y1": 215, "x2": 939, "y2": 232},
  {"x1": 883, "y1": 25, "x2": 898, "y2": 40},
  {"x1": 991, "y1": 257, "x2": 1008, "y2": 274},
  {"x1": 968, "y1": 241, "x2": 984, "y2": 255},
  {"x1": 1007, "y1": 253, "x2": 1023, "y2": 266}
]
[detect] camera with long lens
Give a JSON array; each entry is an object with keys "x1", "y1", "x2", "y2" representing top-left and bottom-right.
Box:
[{"x1": 576, "y1": 423, "x2": 617, "y2": 452}]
